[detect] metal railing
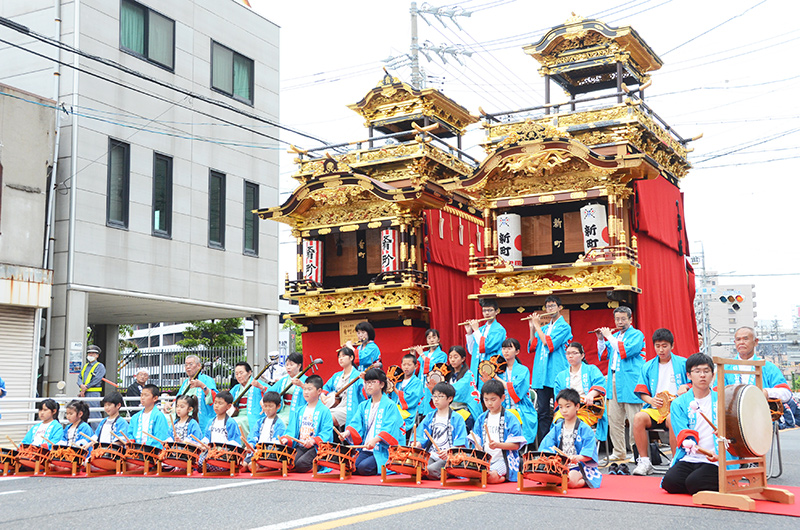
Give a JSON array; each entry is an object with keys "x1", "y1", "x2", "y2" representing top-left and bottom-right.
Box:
[{"x1": 118, "y1": 346, "x2": 247, "y2": 393}]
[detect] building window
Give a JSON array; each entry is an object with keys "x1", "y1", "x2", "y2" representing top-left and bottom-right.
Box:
[
  {"x1": 243, "y1": 181, "x2": 259, "y2": 255},
  {"x1": 152, "y1": 153, "x2": 172, "y2": 237},
  {"x1": 209, "y1": 170, "x2": 226, "y2": 249},
  {"x1": 107, "y1": 139, "x2": 130, "y2": 228},
  {"x1": 120, "y1": 0, "x2": 175, "y2": 70},
  {"x1": 728, "y1": 317, "x2": 737, "y2": 324},
  {"x1": 211, "y1": 41, "x2": 254, "y2": 104}
]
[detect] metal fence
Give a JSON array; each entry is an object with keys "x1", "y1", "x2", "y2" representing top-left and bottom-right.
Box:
[{"x1": 118, "y1": 347, "x2": 247, "y2": 394}]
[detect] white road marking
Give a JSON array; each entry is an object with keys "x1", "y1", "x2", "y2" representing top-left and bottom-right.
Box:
[
  {"x1": 251, "y1": 489, "x2": 463, "y2": 530},
  {"x1": 0, "y1": 490, "x2": 24, "y2": 496},
  {"x1": 169, "y1": 479, "x2": 275, "y2": 495},
  {"x1": 0, "y1": 476, "x2": 29, "y2": 482}
]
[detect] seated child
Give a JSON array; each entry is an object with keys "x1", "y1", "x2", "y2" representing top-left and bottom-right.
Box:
[
  {"x1": 129, "y1": 384, "x2": 170, "y2": 449},
  {"x1": 343, "y1": 368, "x2": 404, "y2": 476},
  {"x1": 248, "y1": 391, "x2": 286, "y2": 447},
  {"x1": 280, "y1": 375, "x2": 333, "y2": 473},
  {"x1": 59, "y1": 400, "x2": 94, "y2": 447},
  {"x1": 540, "y1": 388, "x2": 602, "y2": 488},
  {"x1": 415, "y1": 382, "x2": 467, "y2": 479},
  {"x1": 321, "y1": 347, "x2": 364, "y2": 428},
  {"x1": 661, "y1": 353, "x2": 725, "y2": 495},
  {"x1": 165, "y1": 394, "x2": 202, "y2": 445},
  {"x1": 472, "y1": 379, "x2": 526, "y2": 484},
  {"x1": 92, "y1": 392, "x2": 130, "y2": 445},
  {"x1": 21, "y1": 398, "x2": 63, "y2": 448},
  {"x1": 389, "y1": 353, "x2": 423, "y2": 442},
  {"x1": 201, "y1": 391, "x2": 243, "y2": 447}
]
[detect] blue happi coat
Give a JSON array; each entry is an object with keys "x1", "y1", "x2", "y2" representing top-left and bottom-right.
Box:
[
  {"x1": 554, "y1": 363, "x2": 608, "y2": 442},
  {"x1": 467, "y1": 320, "x2": 506, "y2": 390},
  {"x1": 634, "y1": 353, "x2": 689, "y2": 409},
  {"x1": 473, "y1": 408, "x2": 526, "y2": 482},
  {"x1": 21, "y1": 421, "x2": 63, "y2": 448},
  {"x1": 541, "y1": 418, "x2": 602, "y2": 488},
  {"x1": 416, "y1": 346, "x2": 448, "y2": 378},
  {"x1": 345, "y1": 394, "x2": 404, "y2": 472},
  {"x1": 129, "y1": 408, "x2": 170, "y2": 449},
  {"x1": 248, "y1": 415, "x2": 287, "y2": 446},
  {"x1": 528, "y1": 316, "x2": 573, "y2": 389},
  {"x1": 355, "y1": 341, "x2": 381, "y2": 370},
  {"x1": 323, "y1": 368, "x2": 365, "y2": 422},
  {"x1": 92, "y1": 416, "x2": 130, "y2": 444},
  {"x1": 202, "y1": 415, "x2": 242, "y2": 446},
  {"x1": 724, "y1": 355, "x2": 791, "y2": 395},
  {"x1": 270, "y1": 374, "x2": 308, "y2": 427},
  {"x1": 284, "y1": 402, "x2": 334, "y2": 447},
  {"x1": 417, "y1": 408, "x2": 468, "y2": 450},
  {"x1": 59, "y1": 422, "x2": 94, "y2": 447},
  {"x1": 389, "y1": 375, "x2": 424, "y2": 432},
  {"x1": 598, "y1": 327, "x2": 646, "y2": 403},
  {"x1": 176, "y1": 373, "x2": 218, "y2": 432},
  {"x1": 230, "y1": 378, "x2": 265, "y2": 433},
  {"x1": 499, "y1": 359, "x2": 538, "y2": 445}
]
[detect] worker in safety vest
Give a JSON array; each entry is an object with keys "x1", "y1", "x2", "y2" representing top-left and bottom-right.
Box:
[{"x1": 80, "y1": 345, "x2": 106, "y2": 420}]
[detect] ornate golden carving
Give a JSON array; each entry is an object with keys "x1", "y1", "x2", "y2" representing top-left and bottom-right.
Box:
[
  {"x1": 298, "y1": 198, "x2": 397, "y2": 229},
  {"x1": 297, "y1": 287, "x2": 425, "y2": 314},
  {"x1": 479, "y1": 267, "x2": 624, "y2": 294},
  {"x1": 493, "y1": 120, "x2": 566, "y2": 151}
]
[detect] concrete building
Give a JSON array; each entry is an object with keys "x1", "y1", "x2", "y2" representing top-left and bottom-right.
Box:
[
  {"x1": 0, "y1": 0, "x2": 281, "y2": 397},
  {"x1": 702, "y1": 271, "x2": 757, "y2": 358},
  {"x1": 0, "y1": 82, "x2": 55, "y2": 440}
]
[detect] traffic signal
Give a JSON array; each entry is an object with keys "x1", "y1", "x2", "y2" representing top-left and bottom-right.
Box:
[{"x1": 719, "y1": 292, "x2": 744, "y2": 311}]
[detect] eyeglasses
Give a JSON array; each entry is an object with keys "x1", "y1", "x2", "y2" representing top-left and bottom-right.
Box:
[
  {"x1": 432, "y1": 394, "x2": 447, "y2": 400},
  {"x1": 690, "y1": 369, "x2": 713, "y2": 375}
]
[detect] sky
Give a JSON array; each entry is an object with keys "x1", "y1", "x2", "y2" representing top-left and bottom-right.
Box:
[{"x1": 247, "y1": 0, "x2": 800, "y2": 329}]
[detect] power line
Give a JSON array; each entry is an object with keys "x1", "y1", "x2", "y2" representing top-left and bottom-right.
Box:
[
  {"x1": 662, "y1": 0, "x2": 767, "y2": 56},
  {"x1": 0, "y1": 15, "x2": 328, "y2": 147}
]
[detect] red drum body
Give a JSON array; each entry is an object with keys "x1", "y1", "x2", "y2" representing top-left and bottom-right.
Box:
[
  {"x1": 206, "y1": 443, "x2": 245, "y2": 468},
  {"x1": 314, "y1": 442, "x2": 358, "y2": 472},
  {"x1": 17, "y1": 444, "x2": 50, "y2": 470},
  {"x1": 253, "y1": 443, "x2": 296, "y2": 470},
  {"x1": 124, "y1": 443, "x2": 162, "y2": 467},
  {"x1": 49, "y1": 446, "x2": 89, "y2": 471},
  {"x1": 444, "y1": 447, "x2": 490, "y2": 479},
  {"x1": 386, "y1": 445, "x2": 428, "y2": 476},
  {"x1": 519, "y1": 447, "x2": 569, "y2": 484},
  {"x1": 89, "y1": 443, "x2": 126, "y2": 471},
  {"x1": 161, "y1": 442, "x2": 202, "y2": 469}
]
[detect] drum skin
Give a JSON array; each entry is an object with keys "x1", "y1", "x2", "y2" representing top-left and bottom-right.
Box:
[
  {"x1": 314, "y1": 442, "x2": 357, "y2": 471},
  {"x1": 724, "y1": 384, "x2": 772, "y2": 458},
  {"x1": 253, "y1": 443, "x2": 296, "y2": 470},
  {"x1": 90, "y1": 443, "x2": 125, "y2": 470},
  {"x1": 444, "y1": 447, "x2": 489, "y2": 478},
  {"x1": 386, "y1": 445, "x2": 428, "y2": 475}
]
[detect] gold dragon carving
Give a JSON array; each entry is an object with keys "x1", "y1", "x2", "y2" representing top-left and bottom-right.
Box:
[
  {"x1": 297, "y1": 288, "x2": 425, "y2": 314},
  {"x1": 479, "y1": 266, "x2": 624, "y2": 294}
]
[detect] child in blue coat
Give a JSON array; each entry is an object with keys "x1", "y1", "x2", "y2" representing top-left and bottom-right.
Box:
[
  {"x1": 21, "y1": 399, "x2": 63, "y2": 448},
  {"x1": 472, "y1": 380, "x2": 526, "y2": 483},
  {"x1": 59, "y1": 400, "x2": 94, "y2": 447},
  {"x1": 280, "y1": 375, "x2": 334, "y2": 473},
  {"x1": 415, "y1": 382, "x2": 468, "y2": 479},
  {"x1": 93, "y1": 392, "x2": 130, "y2": 445}
]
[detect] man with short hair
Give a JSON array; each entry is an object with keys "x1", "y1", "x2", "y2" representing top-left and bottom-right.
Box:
[
  {"x1": 173, "y1": 355, "x2": 218, "y2": 431},
  {"x1": 126, "y1": 369, "x2": 149, "y2": 407},
  {"x1": 725, "y1": 327, "x2": 791, "y2": 403},
  {"x1": 596, "y1": 306, "x2": 645, "y2": 463},
  {"x1": 80, "y1": 345, "x2": 106, "y2": 420}
]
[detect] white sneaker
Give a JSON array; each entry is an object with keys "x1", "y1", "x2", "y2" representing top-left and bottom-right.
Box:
[{"x1": 632, "y1": 457, "x2": 654, "y2": 475}]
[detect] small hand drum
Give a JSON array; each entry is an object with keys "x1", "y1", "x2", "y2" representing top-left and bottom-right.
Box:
[
  {"x1": 314, "y1": 442, "x2": 357, "y2": 472},
  {"x1": 89, "y1": 443, "x2": 126, "y2": 471},
  {"x1": 253, "y1": 442, "x2": 296, "y2": 471},
  {"x1": 577, "y1": 398, "x2": 605, "y2": 427},
  {"x1": 768, "y1": 398, "x2": 784, "y2": 423},
  {"x1": 426, "y1": 363, "x2": 453, "y2": 385},
  {"x1": 444, "y1": 447, "x2": 490, "y2": 479},
  {"x1": 124, "y1": 442, "x2": 162, "y2": 468},
  {"x1": 386, "y1": 445, "x2": 428, "y2": 476},
  {"x1": 1, "y1": 447, "x2": 18, "y2": 475},
  {"x1": 520, "y1": 447, "x2": 569, "y2": 485},
  {"x1": 478, "y1": 355, "x2": 507, "y2": 379},
  {"x1": 206, "y1": 443, "x2": 245, "y2": 468}
]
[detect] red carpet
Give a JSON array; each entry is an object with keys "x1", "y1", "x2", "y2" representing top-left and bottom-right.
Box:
[{"x1": 50, "y1": 468, "x2": 800, "y2": 516}]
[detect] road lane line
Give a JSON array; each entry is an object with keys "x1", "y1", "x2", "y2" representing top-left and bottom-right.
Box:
[
  {"x1": 0, "y1": 490, "x2": 25, "y2": 496},
  {"x1": 252, "y1": 490, "x2": 481, "y2": 530},
  {"x1": 0, "y1": 476, "x2": 29, "y2": 482},
  {"x1": 170, "y1": 479, "x2": 275, "y2": 495}
]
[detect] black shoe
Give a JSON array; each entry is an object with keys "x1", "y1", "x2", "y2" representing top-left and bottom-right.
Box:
[
  {"x1": 609, "y1": 463, "x2": 619, "y2": 475},
  {"x1": 618, "y1": 463, "x2": 631, "y2": 475}
]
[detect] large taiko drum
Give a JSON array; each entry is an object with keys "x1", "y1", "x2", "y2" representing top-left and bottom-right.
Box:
[
  {"x1": 314, "y1": 442, "x2": 357, "y2": 472},
  {"x1": 253, "y1": 443, "x2": 296, "y2": 470},
  {"x1": 49, "y1": 446, "x2": 89, "y2": 472},
  {"x1": 89, "y1": 443, "x2": 125, "y2": 471},
  {"x1": 724, "y1": 384, "x2": 772, "y2": 458},
  {"x1": 444, "y1": 447, "x2": 490, "y2": 479},
  {"x1": 386, "y1": 445, "x2": 428, "y2": 476}
]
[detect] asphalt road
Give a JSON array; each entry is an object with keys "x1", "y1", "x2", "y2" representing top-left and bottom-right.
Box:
[{"x1": 2, "y1": 428, "x2": 798, "y2": 529}]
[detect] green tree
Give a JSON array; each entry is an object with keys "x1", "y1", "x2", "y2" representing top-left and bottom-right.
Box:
[
  {"x1": 178, "y1": 318, "x2": 245, "y2": 348},
  {"x1": 282, "y1": 318, "x2": 303, "y2": 354}
]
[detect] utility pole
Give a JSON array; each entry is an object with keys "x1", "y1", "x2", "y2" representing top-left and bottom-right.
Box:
[
  {"x1": 410, "y1": 2, "x2": 422, "y2": 89},
  {"x1": 691, "y1": 241, "x2": 711, "y2": 355}
]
